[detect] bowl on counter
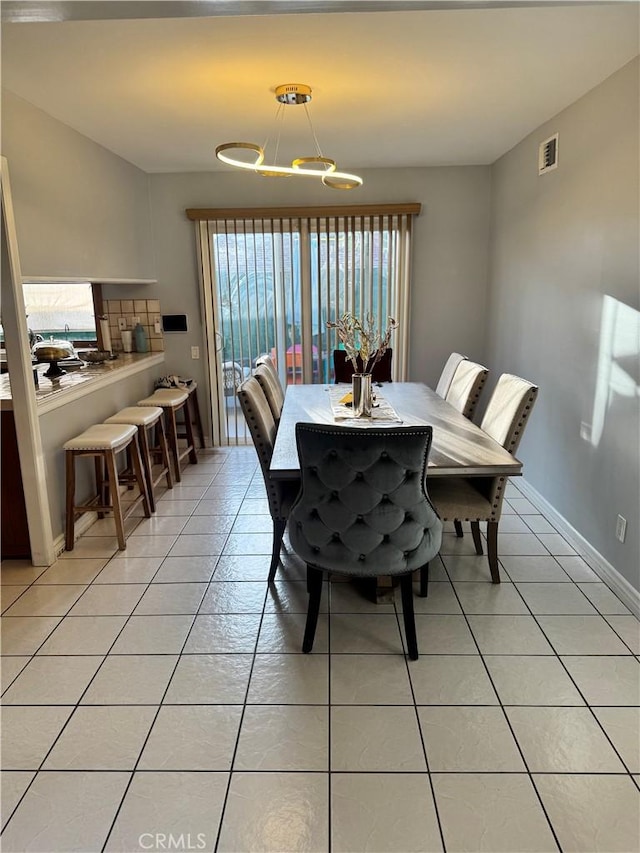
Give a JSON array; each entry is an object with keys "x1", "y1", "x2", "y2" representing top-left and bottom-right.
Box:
[{"x1": 78, "y1": 350, "x2": 111, "y2": 364}]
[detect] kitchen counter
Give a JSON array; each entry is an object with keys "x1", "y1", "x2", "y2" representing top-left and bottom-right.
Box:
[{"x1": 1, "y1": 352, "x2": 165, "y2": 414}]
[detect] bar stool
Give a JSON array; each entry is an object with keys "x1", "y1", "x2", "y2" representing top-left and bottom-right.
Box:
[
  {"x1": 177, "y1": 382, "x2": 206, "y2": 449},
  {"x1": 64, "y1": 423, "x2": 151, "y2": 551},
  {"x1": 104, "y1": 406, "x2": 173, "y2": 512},
  {"x1": 138, "y1": 389, "x2": 198, "y2": 482}
]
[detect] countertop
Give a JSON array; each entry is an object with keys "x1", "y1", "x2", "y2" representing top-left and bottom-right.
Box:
[{"x1": 1, "y1": 352, "x2": 165, "y2": 414}]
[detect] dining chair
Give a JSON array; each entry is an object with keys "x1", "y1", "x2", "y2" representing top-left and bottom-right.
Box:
[
  {"x1": 288, "y1": 423, "x2": 443, "y2": 659},
  {"x1": 333, "y1": 348, "x2": 393, "y2": 383},
  {"x1": 236, "y1": 376, "x2": 300, "y2": 581},
  {"x1": 427, "y1": 374, "x2": 538, "y2": 582},
  {"x1": 256, "y1": 353, "x2": 284, "y2": 394},
  {"x1": 445, "y1": 359, "x2": 489, "y2": 420},
  {"x1": 435, "y1": 352, "x2": 467, "y2": 398},
  {"x1": 254, "y1": 363, "x2": 285, "y2": 425}
]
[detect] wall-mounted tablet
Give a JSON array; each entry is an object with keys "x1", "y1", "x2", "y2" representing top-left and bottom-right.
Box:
[{"x1": 162, "y1": 314, "x2": 188, "y2": 333}]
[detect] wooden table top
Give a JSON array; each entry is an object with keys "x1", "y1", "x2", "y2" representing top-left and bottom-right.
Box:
[{"x1": 270, "y1": 382, "x2": 522, "y2": 480}]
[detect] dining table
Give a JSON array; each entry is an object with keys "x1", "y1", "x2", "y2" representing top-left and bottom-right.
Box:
[{"x1": 270, "y1": 381, "x2": 522, "y2": 480}]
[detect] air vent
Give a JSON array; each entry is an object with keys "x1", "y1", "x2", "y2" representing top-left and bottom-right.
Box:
[{"x1": 539, "y1": 133, "x2": 559, "y2": 175}]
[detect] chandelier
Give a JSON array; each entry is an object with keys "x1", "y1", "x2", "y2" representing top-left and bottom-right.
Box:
[{"x1": 215, "y1": 83, "x2": 363, "y2": 190}]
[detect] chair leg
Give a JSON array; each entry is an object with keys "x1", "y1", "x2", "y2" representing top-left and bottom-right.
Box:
[
  {"x1": 191, "y1": 388, "x2": 206, "y2": 449},
  {"x1": 471, "y1": 521, "x2": 484, "y2": 555},
  {"x1": 454, "y1": 520, "x2": 464, "y2": 538},
  {"x1": 487, "y1": 520, "x2": 501, "y2": 583},
  {"x1": 165, "y1": 408, "x2": 181, "y2": 483},
  {"x1": 184, "y1": 399, "x2": 199, "y2": 465},
  {"x1": 303, "y1": 566, "x2": 324, "y2": 654},
  {"x1": 93, "y1": 455, "x2": 105, "y2": 519},
  {"x1": 419, "y1": 562, "x2": 430, "y2": 597},
  {"x1": 105, "y1": 449, "x2": 126, "y2": 550},
  {"x1": 268, "y1": 518, "x2": 287, "y2": 583},
  {"x1": 400, "y1": 573, "x2": 419, "y2": 660},
  {"x1": 157, "y1": 416, "x2": 174, "y2": 490},
  {"x1": 65, "y1": 451, "x2": 76, "y2": 551},
  {"x1": 138, "y1": 425, "x2": 155, "y2": 513},
  {"x1": 131, "y1": 432, "x2": 152, "y2": 519}
]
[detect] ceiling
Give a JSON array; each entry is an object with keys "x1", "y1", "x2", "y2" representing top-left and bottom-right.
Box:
[{"x1": 1, "y1": 3, "x2": 638, "y2": 173}]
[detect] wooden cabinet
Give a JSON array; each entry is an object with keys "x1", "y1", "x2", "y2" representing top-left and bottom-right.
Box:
[{"x1": 1, "y1": 409, "x2": 31, "y2": 558}]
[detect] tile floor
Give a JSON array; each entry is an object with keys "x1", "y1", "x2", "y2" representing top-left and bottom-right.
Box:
[{"x1": 1, "y1": 447, "x2": 639, "y2": 852}]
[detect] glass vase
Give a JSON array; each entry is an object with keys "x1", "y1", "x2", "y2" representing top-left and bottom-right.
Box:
[{"x1": 352, "y1": 372, "x2": 373, "y2": 417}]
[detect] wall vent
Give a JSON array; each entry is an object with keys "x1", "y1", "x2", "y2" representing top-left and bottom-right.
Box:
[{"x1": 539, "y1": 133, "x2": 559, "y2": 175}]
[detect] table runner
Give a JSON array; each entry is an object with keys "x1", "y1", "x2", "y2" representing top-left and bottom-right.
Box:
[{"x1": 328, "y1": 386, "x2": 403, "y2": 426}]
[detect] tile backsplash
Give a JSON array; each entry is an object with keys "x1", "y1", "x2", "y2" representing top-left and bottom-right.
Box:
[{"x1": 104, "y1": 299, "x2": 164, "y2": 353}]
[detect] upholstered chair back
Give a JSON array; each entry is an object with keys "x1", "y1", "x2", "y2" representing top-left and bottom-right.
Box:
[
  {"x1": 256, "y1": 354, "x2": 283, "y2": 392},
  {"x1": 479, "y1": 374, "x2": 539, "y2": 511},
  {"x1": 289, "y1": 424, "x2": 442, "y2": 577},
  {"x1": 333, "y1": 349, "x2": 393, "y2": 383},
  {"x1": 236, "y1": 377, "x2": 291, "y2": 522},
  {"x1": 435, "y1": 352, "x2": 467, "y2": 398},
  {"x1": 445, "y1": 360, "x2": 489, "y2": 420},
  {"x1": 254, "y1": 364, "x2": 285, "y2": 424}
]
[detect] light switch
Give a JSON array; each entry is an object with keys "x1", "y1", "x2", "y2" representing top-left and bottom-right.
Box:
[
  {"x1": 154, "y1": 316, "x2": 162, "y2": 334},
  {"x1": 191, "y1": 346, "x2": 200, "y2": 360}
]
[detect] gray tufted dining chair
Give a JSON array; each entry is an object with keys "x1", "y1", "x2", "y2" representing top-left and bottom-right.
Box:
[
  {"x1": 254, "y1": 363, "x2": 285, "y2": 425},
  {"x1": 289, "y1": 423, "x2": 443, "y2": 659},
  {"x1": 435, "y1": 352, "x2": 467, "y2": 398},
  {"x1": 255, "y1": 354, "x2": 284, "y2": 394},
  {"x1": 428, "y1": 374, "x2": 538, "y2": 583},
  {"x1": 236, "y1": 376, "x2": 300, "y2": 581}
]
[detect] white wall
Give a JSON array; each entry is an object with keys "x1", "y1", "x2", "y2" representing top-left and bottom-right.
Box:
[
  {"x1": 487, "y1": 58, "x2": 639, "y2": 590},
  {"x1": 144, "y1": 167, "x2": 491, "y2": 429},
  {"x1": 1, "y1": 90, "x2": 155, "y2": 279}
]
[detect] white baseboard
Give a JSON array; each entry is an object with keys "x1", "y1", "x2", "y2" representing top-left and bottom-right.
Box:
[
  {"x1": 52, "y1": 511, "x2": 98, "y2": 558},
  {"x1": 518, "y1": 479, "x2": 640, "y2": 618}
]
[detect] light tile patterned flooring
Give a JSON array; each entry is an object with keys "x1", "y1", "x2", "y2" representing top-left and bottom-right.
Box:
[{"x1": 1, "y1": 447, "x2": 639, "y2": 852}]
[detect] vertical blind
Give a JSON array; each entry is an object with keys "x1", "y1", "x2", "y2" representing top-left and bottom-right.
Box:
[{"x1": 191, "y1": 203, "x2": 419, "y2": 443}]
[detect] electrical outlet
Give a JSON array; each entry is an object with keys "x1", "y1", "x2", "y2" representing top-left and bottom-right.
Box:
[
  {"x1": 191, "y1": 346, "x2": 200, "y2": 359},
  {"x1": 616, "y1": 515, "x2": 627, "y2": 543},
  {"x1": 132, "y1": 316, "x2": 140, "y2": 326},
  {"x1": 154, "y1": 316, "x2": 162, "y2": 334},
  {"x1": 117, "y1": 317, "x2": 127, "y2": 331}
]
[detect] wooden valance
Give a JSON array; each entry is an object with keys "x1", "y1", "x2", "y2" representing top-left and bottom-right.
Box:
[{"x1": 186, "y1": 203, "x2": 421, "y2": 221}]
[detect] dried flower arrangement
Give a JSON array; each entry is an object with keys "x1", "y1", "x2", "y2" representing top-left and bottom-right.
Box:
[{"x1": 327, "y1": 312, "x2": 398, "y2": 375}]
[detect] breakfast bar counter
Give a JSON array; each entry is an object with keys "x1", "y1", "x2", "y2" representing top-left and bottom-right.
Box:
[{"x1": 0, "y1": 352, "x2": 165, "y2": 413}]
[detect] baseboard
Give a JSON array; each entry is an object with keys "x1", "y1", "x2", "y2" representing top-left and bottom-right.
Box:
[
  {"x1": 518, "y1": 479, "x2": 640, "y2": 618},
  {"x1": 52, "y1": 511, "x2": 98, "y2": 558}
]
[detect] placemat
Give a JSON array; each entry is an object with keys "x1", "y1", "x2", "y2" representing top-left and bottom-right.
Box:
[{"x1": 328, "y1": 386, "x2": 403, "y2": 426}]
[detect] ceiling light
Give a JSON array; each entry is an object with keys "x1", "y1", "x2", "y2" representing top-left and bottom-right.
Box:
[{"x1": 215, "y1": 83, "x2": 363, "y2": 190}]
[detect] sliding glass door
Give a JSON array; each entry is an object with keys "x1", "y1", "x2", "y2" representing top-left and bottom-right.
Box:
[{"x1": 195, "y1": 209, "x2": 414, "y2": 445}]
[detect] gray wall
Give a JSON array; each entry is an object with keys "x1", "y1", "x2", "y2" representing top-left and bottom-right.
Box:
[
  {"x1": 1, "y1": 90, "x2": 155, "y2": 279},
  {"x1": 487, "y1": 58, "x2": 639, "y2": 589},
  {"x1": 144, "y1": 167, "x2": 491, "y2": 430}
]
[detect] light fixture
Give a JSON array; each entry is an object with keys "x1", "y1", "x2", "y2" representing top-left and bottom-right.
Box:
[{"x1": 215, "y1": 83, "x2": 363, "y2": 190}]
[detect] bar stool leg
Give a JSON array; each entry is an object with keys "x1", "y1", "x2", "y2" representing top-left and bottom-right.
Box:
[
  {"x1": 105, "y1": 449, "x2": 126, "y2": 550},
  {"x1": 65, "y1": 451, "x2": 76, "y2": 551},
  {"x1": 165, "y1": 407, "x2": 182, "y2": 483},
  {"x1": 131, "y1": 431, "x2": 152, "y2": 518},
  {"x1": 191, "y1": 388, "x2": 205, "y2": 448},
  {"x1": 157, "y1": 416, "x2": 174, "y2": 489},
  {"x1": 184, "y1": 398, "x2": 198, "y2": 465},
  {"x1": 94, "y1": 455, "x2": 105, "y2": 519},
  {"x1": 138, "y1": 424, "x2": 156, "y2": 513}
]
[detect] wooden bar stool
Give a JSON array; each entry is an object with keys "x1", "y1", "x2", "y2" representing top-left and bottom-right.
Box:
[
  {"x1": 138, "y1": 389, "x2": 198, "y2": 482},
  {"x1": 176, "y1": 382, "x2": 206, "y2": 449},
  {"x1": 64, "y1": 423, "x2": 151, "y2": 551},
  {"x1": 105, "y1": 406, "x2": 173, "y2": 512}
]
